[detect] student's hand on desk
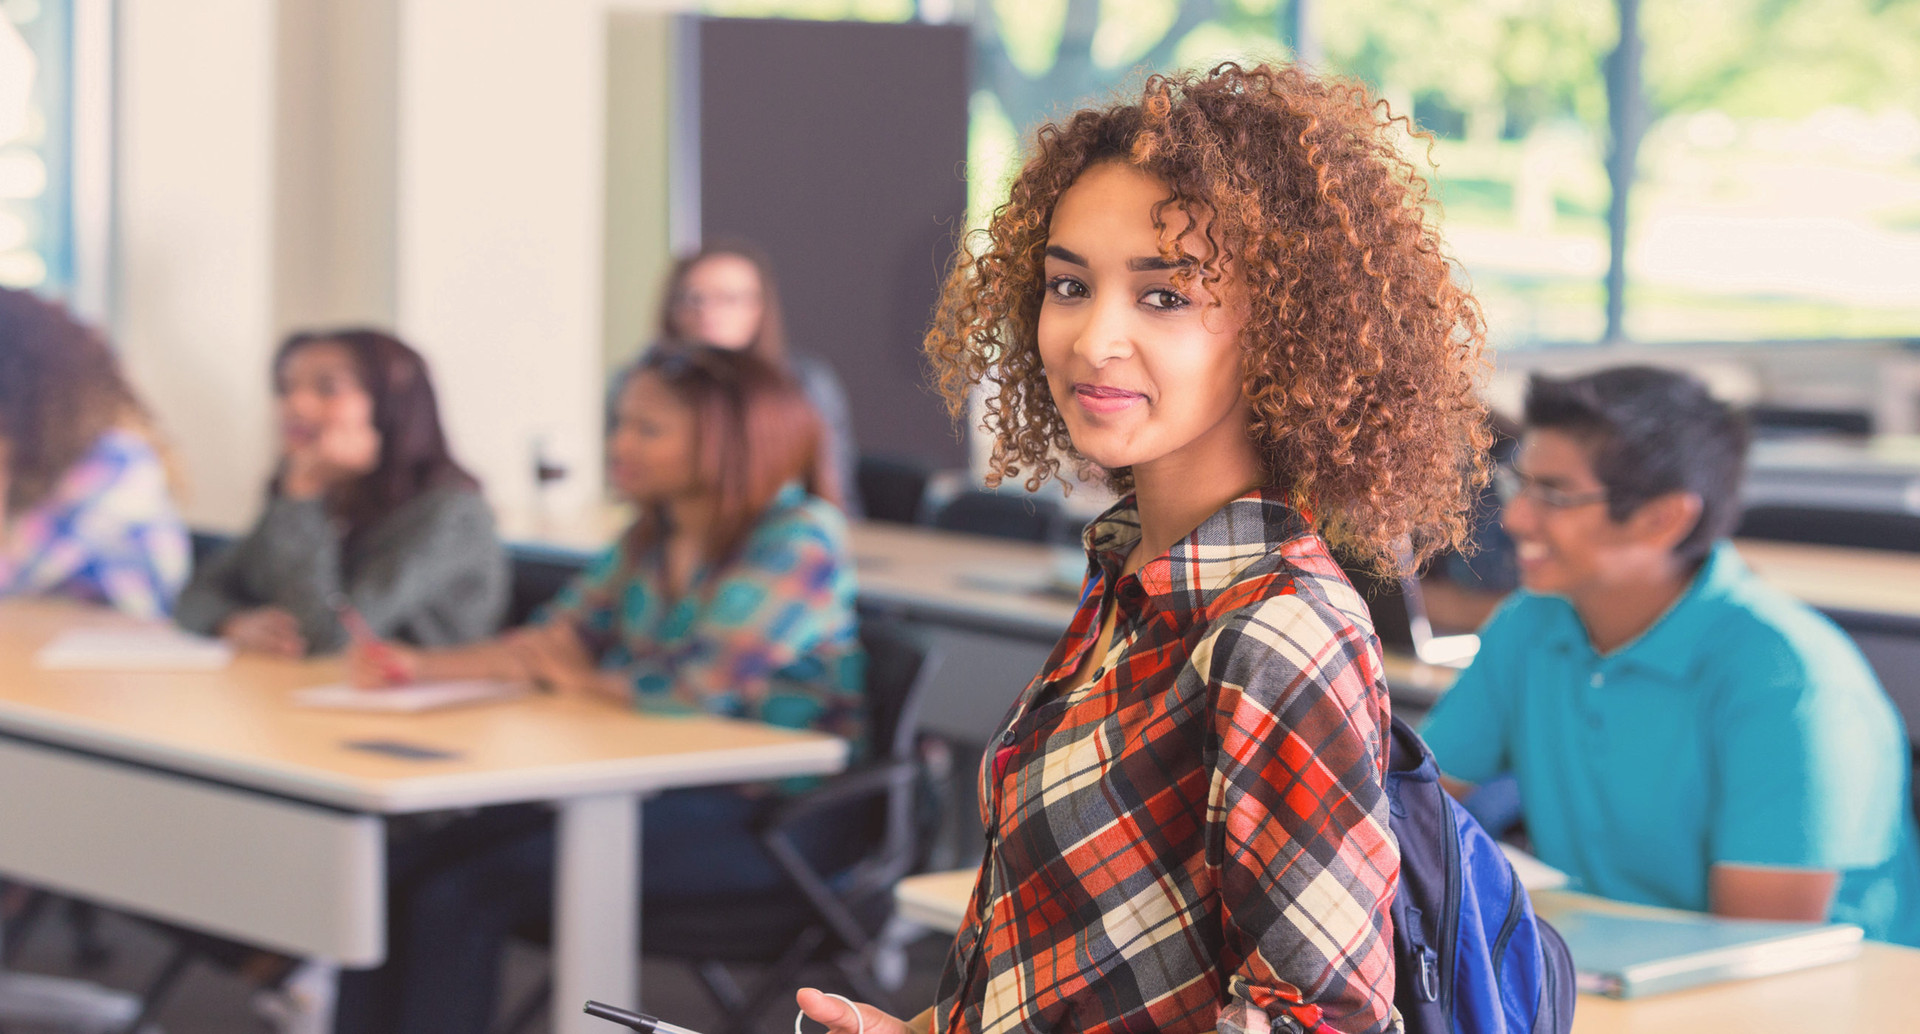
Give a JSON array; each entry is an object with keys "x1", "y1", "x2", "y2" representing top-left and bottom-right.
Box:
[
  {"x1": 502, "y1": 625, "x2": 622, "y2": 702},
  {"x1": 347, "y1": 638, "x2": 421, "y2": 687},
  {"x1": 220, "y1": 607, "x2": 307, "y2": 658},
  {"x1": 794, "y1": 989, "x2": 921, "y2": 1034}
]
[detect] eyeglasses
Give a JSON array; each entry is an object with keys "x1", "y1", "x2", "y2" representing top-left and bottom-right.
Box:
[
  {"x1": 671, "y1": 289, "x2": 760, "y2": 311},
  {"x1": 1494, "y1": 466, "x2": 1609, "y2": 510}
]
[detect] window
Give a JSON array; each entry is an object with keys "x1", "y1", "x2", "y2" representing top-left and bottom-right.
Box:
[
  {"x1": 0, "y1": 0, "x2": 72, "y2": 294},
  {"x1": 701, "y1": 0, "x2": 1920, "y2": 349}
]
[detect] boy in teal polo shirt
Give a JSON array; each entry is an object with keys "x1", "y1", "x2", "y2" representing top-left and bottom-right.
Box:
[{"x1": 1421, "y1": 366, "x2": 1920, "y2": 945}]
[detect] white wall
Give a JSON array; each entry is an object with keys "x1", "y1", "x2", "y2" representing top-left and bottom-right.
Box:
[
  {"x1": 115, "y1": 0, "x2": 663, "y2": 531},
  {"x1": 392, "y1": 0, "x2": 609, "y2": 517},
  {"x1": 116, "y1": 0, "x2": 279, "y2": 531}
]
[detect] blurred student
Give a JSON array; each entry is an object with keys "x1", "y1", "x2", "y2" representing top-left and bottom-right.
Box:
[
  {"x1": 332, "y1": 345, "x2": 863, "y2": 1034},
  {"x1": 1419, "y1": 413, "x2": 1522, "y2": 633},
  {"x1": 652, "y1": 239, "x2": 860, "y2": 512},
  {"x1": 1421, "y1": 366, "x2": 1920, "y2": 945},
  {"x1": 175, "y1": 329, "x2": 506, "y2": 655},
  {"x1": 0, "y1": 286, "x2": 188, "y2": 617}
]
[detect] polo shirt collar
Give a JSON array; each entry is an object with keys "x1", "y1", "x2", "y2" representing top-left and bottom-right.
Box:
[
  {"x1": 1082, "y1": 487, "x2": 1311, "y2": 617},
  {"x1": 1584, "y1": 540, "x2": 1746, "y2": 680}
]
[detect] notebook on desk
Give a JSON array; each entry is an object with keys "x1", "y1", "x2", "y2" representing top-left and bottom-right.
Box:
[{"x1": 1533, "y1": 896, "x2": 1864, "y2": 998}]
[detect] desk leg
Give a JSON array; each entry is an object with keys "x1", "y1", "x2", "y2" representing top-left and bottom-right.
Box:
[{"x1": 554, "y1": 792, "x2": 639, "y2": 1034}]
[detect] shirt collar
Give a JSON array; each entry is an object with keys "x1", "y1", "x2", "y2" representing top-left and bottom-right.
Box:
[
  {"x1": 1608, "y1": 540, "x2": 1746, "y2": 678},
  {"x1": 1533, "y1": 539, "x2": 1746, "y2": 679},
  {"x1": 1082, "y1": 486, "x2": 1311, "y2": 617}
]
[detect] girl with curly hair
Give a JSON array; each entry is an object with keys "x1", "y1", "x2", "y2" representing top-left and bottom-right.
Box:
[
  {"x1": 798, "y1": 62, "x2": 1488, "y2": 1034},
  {"x1": 0, "y1": 286, "x2": 188, "y2": 617}
]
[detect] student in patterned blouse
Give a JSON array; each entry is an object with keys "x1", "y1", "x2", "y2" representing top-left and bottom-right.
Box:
[
  {"x1": 799, "y1": 64, "x2": 1492, "y2": 1034},
  {"x1": 0, "y1": 286, "x2": 188, "y2": 617},
  {"x1": 330, "y1": 344, "x2": 863, "y2": 1034}
]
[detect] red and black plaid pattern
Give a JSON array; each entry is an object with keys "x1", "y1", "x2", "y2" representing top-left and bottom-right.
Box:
[{"x1": 934, "y1": 489, "x2": 1401, "y2": 1034}]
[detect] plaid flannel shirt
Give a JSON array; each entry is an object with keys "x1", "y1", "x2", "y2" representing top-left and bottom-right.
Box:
[{"x1": 935, "y1": 488, "x2": 1401, "y2": 1034}]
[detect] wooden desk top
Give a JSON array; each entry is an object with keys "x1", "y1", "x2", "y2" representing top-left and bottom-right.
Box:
[
  {"x1": 0, "y1": 601, "x2": 845, "y2": 814},
  {"x1": 896, "y1": 872, "x2": 1920, "y2": 1032},
  {"x1": 1734, "y1": 539, "x2": 1920, "y2": 624}
]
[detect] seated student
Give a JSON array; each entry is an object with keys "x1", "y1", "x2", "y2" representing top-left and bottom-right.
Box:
[
  {"x1": 176, "y1": 329, "x2": 506, "y2": 655},
  {"x1": 1421, "y1": 366, "x2": 1920, "y2": 945},
  {"x1": 331, "y1": 345, "x2": 863, "y2": 1034},
  {"x1": 648, "y1": 239, "x2": 861, "y2": 513},
  {"x1": 0, "y1": 286, "x2": 188, "y2": 617}
]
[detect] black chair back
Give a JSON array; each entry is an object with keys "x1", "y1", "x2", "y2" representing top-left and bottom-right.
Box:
[
  {"x1": 858, "y1": 618, "x2": 938, "y2": 764},
  {"x1": 931, "y1": 490, "x2": 1061, "y2": 542},
  {"x1": 503, "y1": 547, "x2": 591, "y2": 628},
  {"x1": 856, "y1": 455, "x2": 933, "y2": 526}
]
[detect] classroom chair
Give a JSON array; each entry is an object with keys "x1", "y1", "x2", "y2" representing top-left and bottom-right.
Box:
[
  {"x1": 855, "y1": 455, "x2": 934, "y2": 526},
  {"x1": 503, "y1": 546, "x2": 592, "y2": 628},
  {"x1": 1335, "y1": 551, "x2": 1481, "y2": 669},
  {"x1": 500, "y1": 617, "x2": 945, "y2": 1034},
  {"x1": 928, "y1": 490, "x2": 1061, "y2": 543}
]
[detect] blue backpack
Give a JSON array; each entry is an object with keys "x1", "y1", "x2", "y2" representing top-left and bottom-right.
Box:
[{"x1": 1384, "y1": 715, "x2": 1575, "y2": 1034}]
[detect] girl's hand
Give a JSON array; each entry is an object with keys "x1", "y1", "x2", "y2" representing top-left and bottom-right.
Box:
[
  {"x1": 220, "y1": 607, "x2": 307, "y2": 658},
  {"x1": 502, "y1": 624, "x2": 610, "y2": 700},
  {"x1": 348, "y1": 638, "x2": 421, "y2": 687},
  {"x1": 794, "y1": 989, "x2": 917, "y2": 1034}
]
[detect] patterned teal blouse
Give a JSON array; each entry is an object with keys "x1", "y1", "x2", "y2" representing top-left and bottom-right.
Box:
[{"x1": 543, "y1": 483, "x2": 865, "y2": 744}]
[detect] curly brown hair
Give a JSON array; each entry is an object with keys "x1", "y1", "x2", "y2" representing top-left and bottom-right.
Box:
[
  {"x1": 0, "y1": 287, "x2": 159, "y2": 515},
  {"x1": 924, "y1": 62, "x2": 1490, "y2": 570}
]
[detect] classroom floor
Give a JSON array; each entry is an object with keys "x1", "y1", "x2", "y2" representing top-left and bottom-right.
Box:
[{"x1": 4, "y1": 903, "x2": 953, "y2": 1033}]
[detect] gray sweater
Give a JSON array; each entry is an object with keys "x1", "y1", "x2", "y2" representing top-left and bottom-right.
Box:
[{"x1": 175, "y1": 485, "x2": 508, "y2": 653}]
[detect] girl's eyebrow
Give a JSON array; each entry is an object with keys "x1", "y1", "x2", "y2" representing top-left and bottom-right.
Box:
[{"x1": 1045, "y1": 244, "x2": 1192, "y2": 272}]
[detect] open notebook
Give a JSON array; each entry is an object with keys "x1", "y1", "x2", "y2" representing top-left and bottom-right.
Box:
[
  {"x1": 1532, "y1": 894, "x2": 1864, "y2": 998},
  {"x1": 35, "y1": 628, "x2": 234, "y2": 670}
]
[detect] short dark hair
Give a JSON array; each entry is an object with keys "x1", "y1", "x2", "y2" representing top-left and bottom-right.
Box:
[{"x1": 1523, "y1": 366, "x2": 1750, "y2": 566}]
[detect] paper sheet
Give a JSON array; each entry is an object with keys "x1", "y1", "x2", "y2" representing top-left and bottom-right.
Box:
[
  {"x1": 293, "y1": 680, "x2": 525, "y2": 713},
  {"x1": 34, "y1": 628, "x2": 235, "y2": 670}
]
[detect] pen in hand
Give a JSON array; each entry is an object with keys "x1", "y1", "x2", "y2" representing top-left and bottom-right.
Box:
[{"x1": 329, "y1": 593, "x2": 412, "y2": 685}]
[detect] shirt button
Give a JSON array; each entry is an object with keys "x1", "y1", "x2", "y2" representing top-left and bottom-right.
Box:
[
  {"x1": 1001, "y1": 728, "x2": 1017, "y2": 745},
  {"x1": 1590, "y1": 672, "x2": 1605, "y2": 688}
]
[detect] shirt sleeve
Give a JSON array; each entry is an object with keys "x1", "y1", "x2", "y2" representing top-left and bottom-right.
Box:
[
  {"x1": 1709, "y1": 617, "x2": 1906, "y2": 872},
  {"x1": 1417, "y1": 598, "x2": 1526, "y2": 786},
  {"x1": 538, "y1": 542, "x2": 630, "y2": 650},
  {"x1": 2, "y1": 434, "x2": 188, "y2": 619},
  {"x1": 1206, "y1": 595, "x2": 1400, "y2": 1034},
  {"x1": 625, "y1": 521, "x2": 856, "y2": 732}
]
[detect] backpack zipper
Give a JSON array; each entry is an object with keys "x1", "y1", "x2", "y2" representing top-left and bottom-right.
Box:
[
  {"x1": 1490, "y1": 874, "x2": 1525, "y2": 969},
  {"x1": 1436, "y1": 792, "x2": 1462, "y2": 1016}
]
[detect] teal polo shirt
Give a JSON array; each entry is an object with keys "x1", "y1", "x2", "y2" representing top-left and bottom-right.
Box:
[{"x1": 1420, "y1": 541, "x2": 1920, "y2": 946}]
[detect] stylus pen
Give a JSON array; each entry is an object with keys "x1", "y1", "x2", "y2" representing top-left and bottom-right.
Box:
[{"x1": 582, "y1": 1000, "x2": 708, "y2": 1034}]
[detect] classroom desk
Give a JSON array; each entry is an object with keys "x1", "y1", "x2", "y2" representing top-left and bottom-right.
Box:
[
  {"x1": 892, "y1": 870, "x2": 1920, "y2": 1032},
  {"x1": 0, "y1": 600, "x2": 845, "y2": 1034}
]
